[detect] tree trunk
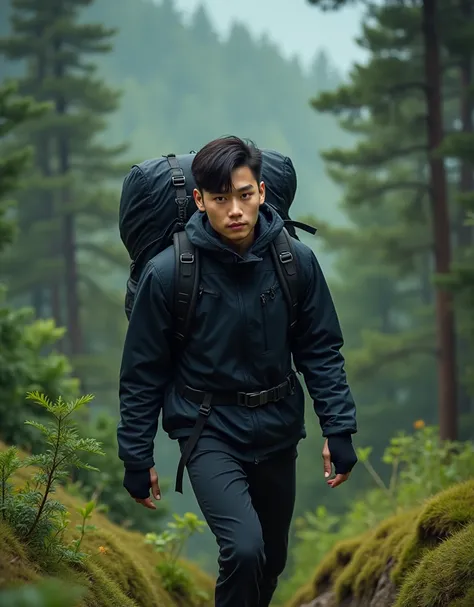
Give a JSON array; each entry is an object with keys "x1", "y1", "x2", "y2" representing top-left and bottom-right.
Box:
[
  {"x1": 62, "y1": 187, "x2": 82, "y2": 356},
  {"x1": 422, "y1": 0, "x2": 458, "y2": 440},
  {"x1": 54, "y1": 42, "x2": 82, "y2": 357},
  {"x1": 457, "y1": 0, "x2": 474, "y2": 249},
  {"x1": 28, "y1": 51, "x2": 50, "y2": 322},
  {"x1": 456, "y1": 0, "x2": 474, "y2": 420}
]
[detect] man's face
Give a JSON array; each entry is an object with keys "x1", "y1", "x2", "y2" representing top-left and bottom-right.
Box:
[{"x1": 193, "y1": 165, "x2": 265, "y2": 253}]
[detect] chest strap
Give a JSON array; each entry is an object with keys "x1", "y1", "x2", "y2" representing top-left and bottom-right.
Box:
[{"x1": 174, "y1": 373, "x2": 296, "y2": 493}]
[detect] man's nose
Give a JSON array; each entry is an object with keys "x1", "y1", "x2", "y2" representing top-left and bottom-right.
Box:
[{"x1": 229, "y1": 198, "x2": 243, "y2": 214}]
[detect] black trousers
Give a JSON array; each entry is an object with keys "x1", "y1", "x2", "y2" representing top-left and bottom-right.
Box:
[{"x1": 180, "y1": 439, "x2": 297, "y2": 607}]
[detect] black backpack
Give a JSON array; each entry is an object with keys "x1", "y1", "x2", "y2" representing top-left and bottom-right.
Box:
[{"x1": 119, "y1": 150, "x2": 316, "y2": 349}]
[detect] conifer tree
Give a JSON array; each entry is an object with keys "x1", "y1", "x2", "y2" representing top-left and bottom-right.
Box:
[
  {"x1": 0, "y1": 79, "x2": 47, "y2": 253},
  {"x1": 308, "y1": 0, "x2": 462, "y2": 440},
  {"x1": 0, "y1": 0, "x2": 129, "y2": 368},
  {"x1": 440, "y1": 0, "x2": 474, "y2": 420}
]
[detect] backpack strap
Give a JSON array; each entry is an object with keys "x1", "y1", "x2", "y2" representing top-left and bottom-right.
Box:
[
  {"x1": 270, "y1": 228, "x2": 299, "y2": 333},
  {"x1": 284, "y1": 219, "x2": 317, "y2": 236},
  {"x1": 173, "y1": 231, "x2": 200, "y2": 350},
  {"x1": 165, "y1": 153, "x2": 190, "y2": 225}
]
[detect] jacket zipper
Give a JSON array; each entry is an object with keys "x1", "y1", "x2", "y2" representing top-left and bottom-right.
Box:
[
  {"x1": 260, "y1": 287, "x2": 275, "y2": 351},
  {"x1": 198, "y1": 287, "x2": 219, "y2": 298},
  {"x1": 236, "y1": 278, "x2": 250, "y2": 384}
]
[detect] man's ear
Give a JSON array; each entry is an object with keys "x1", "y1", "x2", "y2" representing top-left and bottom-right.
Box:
[
  {"x1": 193, "y1": 188, "x2": 205, "y2": 212},
  {"x1": 259, "y1": 181, "x2": 266, "y2": 205}
]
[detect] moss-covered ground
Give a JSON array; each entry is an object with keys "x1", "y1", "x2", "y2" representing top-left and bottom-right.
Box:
[
  {"x1": 288, "y1": 480, "x2": 474, "y2": 607},
  {"x1": 0, "y1": 442, "x2": 214, "y2": 607}
]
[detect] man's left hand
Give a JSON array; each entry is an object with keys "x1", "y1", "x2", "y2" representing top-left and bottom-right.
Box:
[{"x1": 322, "y1": 434, "x2": 357, "y2": 488}]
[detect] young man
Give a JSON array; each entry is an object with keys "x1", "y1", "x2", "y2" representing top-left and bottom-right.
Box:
[{"x1": 118, "y1": 136, "x2": 358, "y2": 607}]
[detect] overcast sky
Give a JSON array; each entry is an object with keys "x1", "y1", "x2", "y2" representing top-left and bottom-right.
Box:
[{"x1": 172, "y1": 0, "x2": 368, "y2": 75}]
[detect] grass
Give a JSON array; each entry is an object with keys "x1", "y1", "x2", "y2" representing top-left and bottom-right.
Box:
[{"x1": 0, "y1": 441, "x2": 214, "y2": 607}]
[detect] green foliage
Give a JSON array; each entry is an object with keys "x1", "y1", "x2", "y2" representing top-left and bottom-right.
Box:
[
  {"x1": 0, "y1": 477, "x2": 215, "y2": 607},
  {"x1": 72, "y1": 499, "x2": 98, "y2": 556},
  {"x1": 0, "y1": 391, "x2": 105, "y2": 566},
  {"x1": 276, "y1": 425, "x2": 474, "y2": 604},
  {"x1": 290, "y1": 1, "x2": 443, "y2": 529},
  {"x1": 0, "y1": 291, "x2": 79, "y2": 451},
  {"x1": 358, "y1": 424, "x2": 474, "y2": 509},
  {"x1": 68, "y1": 412, "x2": 169, "y2": 533},
  {"x1": 0, "y1": 43, "x2": 80, "y2": 455},
  {"x1": 0, "y1": 579, "x2": 86, "y2": 607},
  {"x1": 0, "y1": 0, "x2": 130, "y2": 392},
  {"x1": 291, "y1": 0, "x2": 474, "y2": 554},
  {"x1": 0, "y1": 79, "x2": 49, "y2": 254},
  {"x1": 145, "y1": 512, "x2": 208, "y2": 599}
]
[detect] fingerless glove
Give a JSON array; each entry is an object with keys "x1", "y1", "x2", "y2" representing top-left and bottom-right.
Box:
[
  {"x1": 123, "y1": 468, "x2": 151, "y2": 499},
  {"x1": 328, "y1": 434, "x2": 358, "y2": 475}
]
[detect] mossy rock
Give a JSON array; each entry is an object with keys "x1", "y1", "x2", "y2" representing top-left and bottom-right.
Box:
[
  {"x1": 288, "y1": 582, "x2": 317, "y2": 607},
  {"x1": 289, "y1": 480, "x2": 474, "y2": 607},
  {"x1": 395, "y1": 522, "x2": 474, "y2": 607},
  {"x1": 333, "y1": 510, "x2": 416, "y2": 603},
  {"x1": 392, "y1": 479, "x2": 474, "y2": 584},
  {"x1": 312, "y1": 535, "x2": 366, "y2": 596},
  {"x1": 0, "y1": 441, "x2": 214, "y2": 607},
  {"x1": 285, "y1": 535, "x2": 367, "y2": 607}
]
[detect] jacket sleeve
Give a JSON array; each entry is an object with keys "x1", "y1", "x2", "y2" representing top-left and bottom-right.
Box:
[
  {"x1": 292, "y1": 249, "x2": 357, "y2": 438},
  {"x1": 117, "y1": 261, "x2": 173, "y2": 470}
]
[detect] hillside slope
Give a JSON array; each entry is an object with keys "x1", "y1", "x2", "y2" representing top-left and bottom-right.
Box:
[
  {"x1": 288, "y1": 480, "x2": 474, "y2": 607},
  {"x1": 0, "y1": 441, "x2": 214, "y2": 607}
]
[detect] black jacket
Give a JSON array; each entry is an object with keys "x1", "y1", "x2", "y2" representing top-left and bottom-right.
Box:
[{"x1": 118, "y1": 203, "x2": 357, "y2": 471}]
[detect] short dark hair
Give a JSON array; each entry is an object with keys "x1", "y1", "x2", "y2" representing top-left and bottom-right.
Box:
[{"x1": 191, "y1": 136, "x2": 262, "y2": 193}]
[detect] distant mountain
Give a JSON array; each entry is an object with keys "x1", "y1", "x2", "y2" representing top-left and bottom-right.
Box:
[{"x1": 83, "y1": 0, "x2": 352, "y2": 227}]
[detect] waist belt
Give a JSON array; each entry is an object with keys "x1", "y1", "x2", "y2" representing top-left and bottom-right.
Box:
[{"x1": 174, "y1": 373, "x2": 296, "y2": 493}]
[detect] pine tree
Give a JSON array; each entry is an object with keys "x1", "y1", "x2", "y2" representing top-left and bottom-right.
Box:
[
  {"x1": 0, "y1": 79, "x2": 47, "y2": 253},
  {"x1": 439, "y1": 0, "x2": 474, "y2": 426},
  {"x1": 0, "y1": 0, "x2": 129, "y2": 371},
  {"x1": 308, "y1": 0, "x2": 461, "y2": 440}
]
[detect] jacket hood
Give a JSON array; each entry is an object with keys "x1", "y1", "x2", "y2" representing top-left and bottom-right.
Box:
[{"x1": 184, "y1": 202, "x2": 285, "y2": 263}]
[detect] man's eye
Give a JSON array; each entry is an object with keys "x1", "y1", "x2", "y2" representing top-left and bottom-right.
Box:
[
  {"x1": 242, "y1": 192, "x2": 253, "y2": 199},
  {"x1": 214, "y1": 196, "x2": 226, "y2": 202}
]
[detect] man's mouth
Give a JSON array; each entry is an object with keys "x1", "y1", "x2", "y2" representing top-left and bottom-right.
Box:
[{"x1": 228, "y1": 223, "x2": 246, "y2": 230}]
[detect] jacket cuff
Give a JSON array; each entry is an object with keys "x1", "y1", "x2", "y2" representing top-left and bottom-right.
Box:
[
  {"x1": 324, "y1": 431, "x2": 354, "y2": 441},
  {"x1": 123, "y1": 459, "x2": 154, "y2": 471}
]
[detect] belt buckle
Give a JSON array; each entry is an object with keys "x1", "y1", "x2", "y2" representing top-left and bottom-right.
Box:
[{"x1": 238, "y1": 390, "x2": 268, "y2": 407}]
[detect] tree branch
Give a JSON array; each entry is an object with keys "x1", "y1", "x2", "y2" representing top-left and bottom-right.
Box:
[
  {"x1": 324, "y1": 144, "x2": 428, "y2": 168},
  {"x1": 353, "y1": 345, "x2": 437, "y2": 382},
  {"x1": 388, "y1": 81, "x2": 428, "y2": 96},
  {"x1": 348, "y1": 181, "x2": 430, "y2": 205}
]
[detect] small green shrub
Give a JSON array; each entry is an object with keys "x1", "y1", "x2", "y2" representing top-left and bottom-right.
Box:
[
  {"x1": 0, "y1": 391, "x2": 104, "y2": 566},
  {"x1": 0, "y1": 294, "x2": 79, "y2": 452},
  {"x1": 68, "y1": 411, "x2": 169, "y2": 534},
  {"x1": 359, "y1": 423, "x2": 474, "y2": 508},
  {"x1": 145, "y1": 512, "x2": 208, "y2": 599}
]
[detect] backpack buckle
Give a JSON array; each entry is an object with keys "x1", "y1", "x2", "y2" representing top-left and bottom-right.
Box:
[
  {"x1": 172, "y1": 175, "x2": 186, "y2": 188},
  {"x1": 199, "y1": 402, "x2": 212, "y2": 416},
  {"x1": 180, "y1": 253, "x2": 194, "y2": 264},
  {"x1": 279, "y1": 251, "x2": 293, "y2": 264}
]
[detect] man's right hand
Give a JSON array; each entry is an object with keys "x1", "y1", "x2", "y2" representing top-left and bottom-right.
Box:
[{"x1": 123, "y1": 467, "x2": 161, "y2": 510}]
